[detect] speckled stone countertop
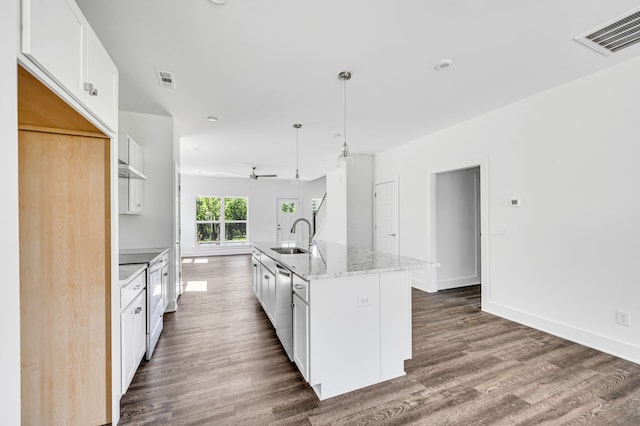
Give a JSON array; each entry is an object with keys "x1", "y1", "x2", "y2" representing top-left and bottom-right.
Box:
[
  {"x1": 119, "y1": 264, "x2": 146, "y2": 286},
  {"x1": 253, "y1": 240, "x2": 432, "y2": 280}
]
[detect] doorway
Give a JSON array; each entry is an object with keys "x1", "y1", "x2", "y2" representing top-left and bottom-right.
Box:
[
  {"x1": 435, "y1": 167, "x2": 481, "y2": 290},
  {"x1": 426, "y1": 160, "x2": 488, "y2": 308},
  {"x1": 276, "y1": 198, "x2": 302, "y2": 242}
]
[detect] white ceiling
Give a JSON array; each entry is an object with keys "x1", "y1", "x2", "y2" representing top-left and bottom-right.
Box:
[{"x1": 76, "y1": 0, "x2": 640, "y2": 181}]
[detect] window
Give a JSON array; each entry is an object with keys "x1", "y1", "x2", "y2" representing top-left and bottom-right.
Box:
[
  {"x1": 281, "y1": 202, "x2": 296, "y2": 213},
  {"x1": 311, "y1": 198, "x2": 322, "y2": 214},
  {"x1": 196, "y1": 196, "x2": 248, "y2": 245}
]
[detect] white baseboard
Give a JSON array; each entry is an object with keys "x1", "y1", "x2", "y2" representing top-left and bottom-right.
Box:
[
  {"x1": 182, "y1": 245, "x2": 251, "y2": 257},
  {"x1": 438, "y1": 276, "x2": 480, "y2": 290},
  {"x1": 412, "y1": 278, "x2": 437, "y2": 293},
  {"x1": 484, "y1": 301, "x2": 640, "y2": 365}
]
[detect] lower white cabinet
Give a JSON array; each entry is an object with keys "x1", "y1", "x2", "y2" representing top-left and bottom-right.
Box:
[
  {"x1": 251, "y1": 257, "x2": 260, "y2": 297},
  {"x1": 293, "y1": 293, "x2": 309, "y2": 381},
  {"x1": 262, "y1": 266, "x2": 276, "y2": 325},
  {"x1": 121, "y1": 288, "x2": 146, "y2": 394}
]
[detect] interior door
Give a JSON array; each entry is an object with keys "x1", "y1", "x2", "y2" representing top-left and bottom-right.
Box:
[
  {"x1": 276, "y1": 198, "x2": 301, "y2": 242},
  {"x1": 374, "y1": 180, "x2": 398, "y2": 254}
]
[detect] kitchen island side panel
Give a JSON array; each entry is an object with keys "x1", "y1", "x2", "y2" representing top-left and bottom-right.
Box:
[
  {"x1": 380, "y1": 270, "x2": 412, "y2": 380},
  {"x1": 309, "y1": 274, "x2": 381, "y2": 400}
]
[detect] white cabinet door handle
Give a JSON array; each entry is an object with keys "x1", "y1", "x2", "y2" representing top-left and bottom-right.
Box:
[
  {"x1": 83, "y1": 82, "x2": 98, "y2": 96},
  {"x1": 294, "y1": 284, "x2": 304, "y2": 290}
]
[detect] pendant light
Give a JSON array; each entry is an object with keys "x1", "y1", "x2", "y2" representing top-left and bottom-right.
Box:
[
  {"x1": 336, "y1": 71, "x2": 355, "y2": 168},
  {"x1": 291, "y1": 123, "x2": 303, "y2": 184}
]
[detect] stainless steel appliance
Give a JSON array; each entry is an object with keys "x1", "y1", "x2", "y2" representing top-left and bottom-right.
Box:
[
  {"x1": 119, "y1": 248, "x2": 169, "y2": 360},
  {"x1": 275, "y1": 263, "x2": 293, "y2": 361}
]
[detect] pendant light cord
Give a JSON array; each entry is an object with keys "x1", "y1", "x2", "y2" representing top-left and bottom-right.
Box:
[
  {"x1": 296, "y1": 126, "x2": 299, "y2": 171},
  {"x1": 343, "y1": 76, "x2": 347, "y2": 153}
]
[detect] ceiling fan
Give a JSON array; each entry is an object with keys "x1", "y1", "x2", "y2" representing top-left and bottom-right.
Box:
[{"x1": 249, "y1": 166, "x2": 277, "y2": 180}]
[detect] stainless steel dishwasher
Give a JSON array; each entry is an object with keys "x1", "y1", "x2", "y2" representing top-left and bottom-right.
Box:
[{"x1": 275, "y1": 263, "x2": 294, "y2": 361}]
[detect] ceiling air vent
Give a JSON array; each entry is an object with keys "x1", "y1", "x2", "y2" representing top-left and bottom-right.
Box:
[
  {"x1": 155, "y1": 69, "x2": 176, "y2": 88},
  {"x1": 575, "y1": 8, "x2": 640, "y2": 56}
]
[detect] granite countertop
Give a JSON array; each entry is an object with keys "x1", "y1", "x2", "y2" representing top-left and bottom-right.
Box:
[
  {"x1": 253, "y1": 240, "x2": 433, "y2": 280},
  {"x1": 119, "y1": 263, "x2": 147, "y2": 286}
]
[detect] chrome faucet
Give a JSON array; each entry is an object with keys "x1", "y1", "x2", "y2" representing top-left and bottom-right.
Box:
[{"x1": 290, "y1": 218, "x2": 313, "y2": 248}]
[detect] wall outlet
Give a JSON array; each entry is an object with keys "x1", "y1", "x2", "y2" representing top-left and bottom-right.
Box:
[
  {"x1": 357, "y1": 295, "x2": 371, "y2": 308},
  {"x1": 616, "y1": 309, "x2": 631, "y2": 327}
]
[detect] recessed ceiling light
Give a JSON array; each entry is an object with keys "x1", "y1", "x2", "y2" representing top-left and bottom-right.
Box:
[
  {"x1": 434, "y1": 59, "x2": 453, "y2": 71},
  {"x1": 210, "y1": 0, "x2": 227, "y2": 4},
  {"x1": 207, "y1": 116, "x2": 218, "y2": 122}
]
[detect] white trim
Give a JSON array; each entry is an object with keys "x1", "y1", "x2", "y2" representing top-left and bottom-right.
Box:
[
  {"x1": 426, "y1": 158, "x2": 490, "y2": 308},
  {"x1": 485, "y1": 301, "x2": 640, "y2": 365},
  {"x1": 186, "y1": 244, "x2": 252, "y2": 257},
  {"x1": 373, "y1": 177, "x2": 399, "y2": 255}
]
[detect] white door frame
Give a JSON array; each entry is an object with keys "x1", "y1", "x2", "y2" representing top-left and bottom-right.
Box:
[
  {"x1": 373, "y1": 178, "x2": 399, "y2": 255},
  {"x1": 426, "y1": 159, "x2": 490, "y2": 310}
]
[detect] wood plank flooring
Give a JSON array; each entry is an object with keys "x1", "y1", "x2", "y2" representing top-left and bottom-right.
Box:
[{"x1": 120, "y1": 255, "x2": 640, "y2": 425}]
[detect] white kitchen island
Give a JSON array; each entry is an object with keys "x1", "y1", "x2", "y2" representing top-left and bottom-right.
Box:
[{"x1": 252, "y1": 240, "x2": 428, "y2": 401}]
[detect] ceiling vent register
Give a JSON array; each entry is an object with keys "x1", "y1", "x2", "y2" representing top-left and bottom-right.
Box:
[
  {"x1": 575, "y1": 8, "x2": 640, "y2": 56},
  {"x1": 155, "y1": 69, "x2": 177, "y2": 88}
]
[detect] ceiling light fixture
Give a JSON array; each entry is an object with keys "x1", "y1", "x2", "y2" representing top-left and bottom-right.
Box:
[
  {"x1": 292, "y1": 123, "x2": 303, "y2": 184},
  {"x1": 435, "y1": 59, "x2": 453, "y2": 71},
  {"x1": 207, "y1": 116, "x2": 218, "y2": 122},
  {"x1": 209, "y1": 0, "x2": 227, "y2": 4},
  {"x1": 336, "y1": 71, "x2": 355, "y2": 168}
]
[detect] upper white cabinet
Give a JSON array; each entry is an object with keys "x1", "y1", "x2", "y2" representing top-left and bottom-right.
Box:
[
  {"x1": 21, "y1": 0, "x2": 119, "y2": 132},
  {"x1": 84, "y1": 26, "x2": 118, "y2": 131},
  {"x1": 119, "y1": 136, "x2": 146, "y2": 214}
]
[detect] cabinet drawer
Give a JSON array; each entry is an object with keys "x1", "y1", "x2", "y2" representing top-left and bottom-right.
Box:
[
  {"x1": 121, "y1": 270, "x2": 146, "y2": 309},
  {"x1": 251, "y1": 247, "x2": 261, "y2": 262},
  {"x1": 261, "y1": 255, "x2": 276, "y2": 275},
  {"x1": 292, "y1": 275, "x2": 309, "y2": 303}
]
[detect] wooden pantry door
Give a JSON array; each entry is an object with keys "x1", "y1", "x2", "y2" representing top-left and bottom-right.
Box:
[{"x1": 18, "y1": 128, "x2": 111, "y2": 425}]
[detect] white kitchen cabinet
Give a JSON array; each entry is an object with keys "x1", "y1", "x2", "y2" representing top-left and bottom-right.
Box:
[
  {"x1": 21, "y1": 0, "x2": 119, "y2": 131},
  {"x1": 84, "y1": 26, "x2": 118, "y2": 131},
  {"x1": 262, "y1": 266, "x2": 276, "y2": 326},
  {"x1": 120, "y1": 286, "x2": 146, "y2": 395},
  {"x1": 252, "y1": 258, "x2": 260, "y2": 297},
  {"x1": 21, "y1": 0, "x2": 85, "y2": 102},
  {"x1": 119, "y1": 136, "x2": 145, "y2": 214},
  {"x1": 293, "y1": 293, "x2": 309, "y2": 381}
]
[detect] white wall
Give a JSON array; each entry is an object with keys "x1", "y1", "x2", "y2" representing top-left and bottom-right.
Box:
[
  {"x1": 375, "y1": 57, "x2": 640, "y2": 364},
  {"x1": 181, "y1": 175, "x2": 326, "y2": 257},
  {"x1": 119, "y1": 111, "x2": 174, "y2": 249},
  {"x1": 1, "y1": 0, "x2": 21, "y2": 423},
  {"x1": 347, "y1": 154, "x2": 374, "y2": 250},
  {"x1": 118, "y1": 111, "x2": 177, "y2": 308},
  {"x1": 320, "y1": 168, "x2": 348, "y2": 245},
  {"x1": 436, "y1": 167, "x2": 480, "y2": 290}
]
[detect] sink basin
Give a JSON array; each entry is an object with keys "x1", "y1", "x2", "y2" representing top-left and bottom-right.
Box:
[{"x1": 271, "y1": 247, "x2": 309, "y2": 255}]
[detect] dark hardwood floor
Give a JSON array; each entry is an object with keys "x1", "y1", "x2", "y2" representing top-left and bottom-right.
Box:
[{"x1": 120, "y1": 255, "x2": 640, "y2": 425}]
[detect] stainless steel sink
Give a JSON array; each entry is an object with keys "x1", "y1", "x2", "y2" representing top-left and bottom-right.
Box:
[{"x1": 271, "y1": 247, "x2": 309, "y2": 255}]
